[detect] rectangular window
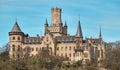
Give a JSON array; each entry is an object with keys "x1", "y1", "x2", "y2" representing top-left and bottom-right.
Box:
[
  {"x1": 69, "y1": 53, "x2": 71, "y2": 57},
  {"x1": 65, "y1": 47, "x2": 67, "y2": 51},
  {"x1": 73, "y1": 53, "x2": 75, "y2": 57},
  {"x1": 69, "y1": 46, "x2": 71, "y2": 50}
]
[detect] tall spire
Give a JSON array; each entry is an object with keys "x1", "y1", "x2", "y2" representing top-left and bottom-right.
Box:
[
  {"x1": 45, "y1": 18, "x2": 48, "y2": 26},
  {"x1": 64, "y1": 20, "x2": 67, "y2": 27},
  {"x1": 76, "y1": 19, "x2": 83, "y2": 38},
  {"x1": 99, "y1": 25, "x2": 102, "y2": 38},
  {"x1": 11, "y1": 21, "x2": 22, "y2": 32}
]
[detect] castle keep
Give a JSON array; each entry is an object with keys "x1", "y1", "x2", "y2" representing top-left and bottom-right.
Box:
[{"x1": 9, "y1": 8, "x2": 105, "y2": 62}]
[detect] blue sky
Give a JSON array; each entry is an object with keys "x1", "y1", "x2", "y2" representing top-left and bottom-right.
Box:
[{"x1": 0, "y1": 0, "x2": 120, "y2": 47}]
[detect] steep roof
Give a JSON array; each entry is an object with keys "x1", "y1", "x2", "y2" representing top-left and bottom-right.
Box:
[
  {"x1": 76, "y1": 20, "x2": 83, "y2": 38},
  {"x1": 11, "y1": 21, "x2": 22, "y2": 32}
]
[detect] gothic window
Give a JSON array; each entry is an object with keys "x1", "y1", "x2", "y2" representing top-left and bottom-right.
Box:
[
  {"x1": 18, "y1": 37, "x2": 20, "y2": 41},
  {"x1": 18, "y1": 45, "x2": 20, "y2": 51},
  {"x1": 12, "y1": 45, "x2": 15, "y2": 51},
  {"x1": 13, "y1": 37, "x2": 15, "y2": 40}
]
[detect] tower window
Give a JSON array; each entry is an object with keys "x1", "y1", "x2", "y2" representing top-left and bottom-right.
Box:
[
  {"x1": 18, "y1": 45, "x2": 20, "y2": 51},
  {"x1": 13, "y1": 37, "x2": 15, "y2": 40},
  {"x1": 18, "y1": 37, "x2": 20, "y2": 41},
  {"x1": 12, "y1": 45, "x2": 15, "y2": 51}
]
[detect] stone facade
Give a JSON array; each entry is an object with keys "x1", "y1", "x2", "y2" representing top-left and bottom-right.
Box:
[{"x1": 9, "y1": 8, "x2": 105, "y2": 62}]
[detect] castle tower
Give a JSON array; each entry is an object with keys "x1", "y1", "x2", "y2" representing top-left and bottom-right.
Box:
[
  {"x1": 9, "y1": 21, "x2": 24, "y2": 59},
  {"x1": 51, "y1": 8, "x2": 62, "y2": 26},
  {"x1": 46, "y1": 8, "x2": 67, "y2": 37}
]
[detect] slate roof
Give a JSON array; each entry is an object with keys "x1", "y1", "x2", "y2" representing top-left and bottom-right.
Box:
[{"x1": 11, "y1": 21, "x2": 22, "y2": 32}]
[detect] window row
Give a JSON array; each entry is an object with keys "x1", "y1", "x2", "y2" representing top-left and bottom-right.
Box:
[
  {"x1": 57, "y1": 46, "x2": 76, "y2": 51},
  {"x1": 60, "y1": 52, "x2": 82, "y2": 57},
  {"x1": 12, "y1": 54, "x2": 20, "y2": 58},
  {"x1": 11, "y1": 36, "x2": 20, "y2": 41},
  {"x1": 12, "y1": 45, "x2": 21, "y2": 51}
]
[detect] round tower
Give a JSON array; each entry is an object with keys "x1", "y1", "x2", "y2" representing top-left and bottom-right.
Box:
[{"x1": 9, "y1": 21, "x2": 24, "y2": 59}]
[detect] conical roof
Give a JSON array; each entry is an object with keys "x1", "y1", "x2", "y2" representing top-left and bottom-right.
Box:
[
  {"x1": 99, "y1": 26, "x2": 102, "y2": 38},
  {"x1": 64, "y1": 21, "x2": 67, "y2": 27},
  {"x1": 11, "y1": 21, "x2": 22, "y2": 32},
  {"x1": 76, "y1": 20, "x2": 83, "y2": 38}
]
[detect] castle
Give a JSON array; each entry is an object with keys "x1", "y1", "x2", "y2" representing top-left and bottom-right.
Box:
[{"x1": 9, "y1": 8, "x2": 105, "y2": 63}]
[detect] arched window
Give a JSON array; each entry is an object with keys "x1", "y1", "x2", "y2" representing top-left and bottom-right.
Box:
[
  {"x1": 12, "y1": 45, "x2": 15, "y2": 51},
  {"x1": 18, "y1": 45, "x2": 20, "y2": 51},
  {"x1": 13, "y1": 37, "x2": 15, "y2": 40},
  {"x1": 18, "y1": 37, "x2": 20, "y2": 41}
]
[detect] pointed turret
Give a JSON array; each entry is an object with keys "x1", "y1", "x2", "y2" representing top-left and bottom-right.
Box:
[
  {"x1": 64, "y1": 21, "x2": 67, "y2": 27},
  {"x1": 44, "y1": 19, "x2": 49, "y2": 35},
  {"x1": 76, "y1": 20, "x2": 83, "y2": 38},
  {"x1": 11, "y1": 21, "x2": 22, "y2": 32},
  {"x1": 45, "y1": 18, "x2": 48, "y2": 26},
  {"x1": 99, "y1": 26, "x2": 102, "y2": 38}
]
